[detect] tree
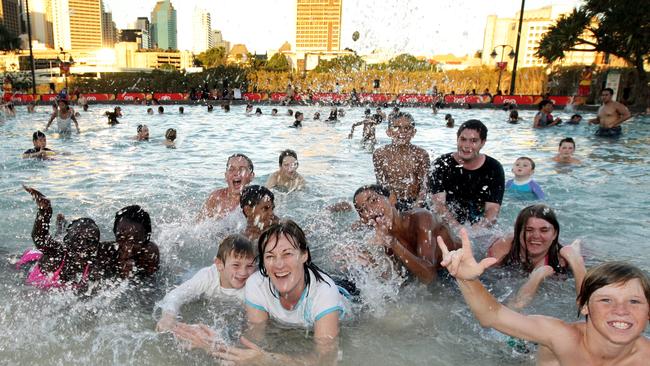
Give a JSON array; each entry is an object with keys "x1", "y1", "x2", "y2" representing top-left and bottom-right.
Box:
[
  {"x1": 265, "y1": 53, "x2": 290, "y2": 72},
  {"x1": 313, "y1": 54, "x2": 365, "y2": 73},
  {"x1": 387, "y1": 53, "x2": 431, "y2": 72},
  {"x1": 536, "y1": 1, "x2": 650, "y2": 107},
  {"x1": 196, "y1": 47, "x2": 227, "y2": 69},
  {"x1": 0, "y1": 24, "x2": 20, "y2": 52}
]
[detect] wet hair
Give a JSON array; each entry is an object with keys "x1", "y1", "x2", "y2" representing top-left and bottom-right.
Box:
[
  {"x1": 158, "y1": 106, "x2": 164, "y2": 113},
  {"x1": 388, "y1": 111, "x2": 415, "y2": 128},
  {"x1": 165, "y1": 128, "x2": 177, "y2": 141},
  {"x1": 178, "y1": 106, "x2": 184, "y2": 114},
  {"x1": 445, "y1": 114, "x2": 452, "y2": 120},
  {"x1": 240, "y1": 185, "x2": 275, "y2": 216},
  {"x1": 255, "y1": 108, "x2": 262, "y2": 114},
  {"x1": 257, "y1": 220, "x2": 330, "y2": 297},
  {"x1": 577, "y1": 262, "x2": 650, "y2": 319},
  {"x1": 509, "y1": 110, "x2": 519, "y2": 119},
  {"x1": 147, "y1": 108, "x2": 153, "y2": 114},
  {"x1": 570, "y1": 114, "x2": 582, "y2": 120},
  {"x1": 33, "y1": 130, "x2": 46, "y2": 141},
  {"x1": 364, "y1": 108, "x2": 371, "y2": 116},
  {"x1": 313, "y1": 112, "x2": 320, "y2": 120},
  {"x1": 215, "y1": 234, "x2": 255, "y2": 263},
  {"x1": 61, "y1": 217, "x2": 100, "y2": 281},
  {"x1": 352, "y1": 184, "x2": 390, "y2": 212},
  {"x1": 223, "y1": 104, "x2": 230, "y2": 112},
  {"x1": 538, "y1": 99, "x2": 553, "y2": 110},
  {"x1": 137, "y1": 124, "x2": 148, "y2": 133},
  {"x1": 457, "y1": 119, "x2": 488, "y2": 140},
  {"x1": 226, "y1": 153, "x2": 254, "y2": 172},
  {"x1": 287, "y1": 109, "x2": 293, "y2": 116},
  {"x1": 295, "y1": 111, "x2": 303, "y2": 119},
  {"x1": 515, "y1": 156, "x2": 536, "y2": 170},
  {"x1": 278, "y1": 149, "x2": 298, "y2": 166},
  {"x1": 65, "y1": 217, "x2": 101, "y2": 248},
  {"x1": 272, "y1": 108, "x2": 278, "y2": 114},
  {"x1": 113, "y1": 205, "x2": 152, "y2": 243},
  {"x1": 559, "y1": 137, "x2": 575, "y2": 148},
  {"x1": 504, "y1": 204, "x2": 564, "y2": 273},
  {"x1": 601, "y1": 88, "x2": 614, "y2": 95}
]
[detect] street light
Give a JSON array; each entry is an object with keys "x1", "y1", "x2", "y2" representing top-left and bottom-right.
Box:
[
  {"x1": 57, "y1": 47, "x2": 74, "y2": 89},
  {"x1": 490, "y1": 44, "x2": 516, "y2": 94}
]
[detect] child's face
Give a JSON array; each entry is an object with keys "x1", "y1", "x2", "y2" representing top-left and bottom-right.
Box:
[
  {"x1": 216, "y1": 253, "x2": 256, "y2": 289},
  {"x1": 512, "y1": 159, "x2": 534, "y2": 178},
  {"x1": 559, "y1": 142, "x2": 575, "y2": 157}
]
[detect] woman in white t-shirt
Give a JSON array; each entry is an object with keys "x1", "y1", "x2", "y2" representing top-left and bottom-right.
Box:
[{"x1": 177, "y1": 220, "x2": 348, "y2": 364}]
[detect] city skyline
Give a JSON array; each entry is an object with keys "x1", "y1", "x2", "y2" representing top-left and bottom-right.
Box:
[{"x1": 105, "y1": 0, "x2": 581, "y2": 55}]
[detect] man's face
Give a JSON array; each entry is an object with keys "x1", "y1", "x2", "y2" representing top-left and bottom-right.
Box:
[
  {"x1": 225, "y1": 156, "x2": 254, "y2": 193},
  {"x1": 601, "y1": 91, "x2": 613, "y2": 103},
  {"x1": 387, "y1": 117, "x2": 415, "y2": 145},
  {"x1": 559, "y1": 142, "x2": 575, "y2": 157},
  {"x1": 456, "y1": 128, "x2": 485, "y2": 162},
  {"x1": 34, "y1": 136, "x2": 47, "y2": 149},
  {"x1": 354, "y1": 190, "x2": 393, "y2": 229},
  {"x1": 280, "y1": 156, "x2": 298, "y2": 177},
  {"x1": 216, "y1": 254, "x2": 256, "y2": 289},
  {"x1": 581, "y1": 279, "x2": 650, "y2": 346}
]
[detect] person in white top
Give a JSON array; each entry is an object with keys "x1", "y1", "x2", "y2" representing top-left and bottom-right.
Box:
[
  {"x1": 175, "y1": 220, "x2": 348, "y2": 365},
  {"x1": 45, "y1": 99, "x2": 80, "y2": 134},
  {"x1": 155, "y1": 234, "x2": 256, "y2": 334}
]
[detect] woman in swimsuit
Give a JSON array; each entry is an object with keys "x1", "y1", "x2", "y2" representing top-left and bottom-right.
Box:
[
  {"x1": 45, "y1": 100, "x2": 80, "y2": 134},
  {"x1": 487, "y1": 204, "x2": 586, "y2": 309}
]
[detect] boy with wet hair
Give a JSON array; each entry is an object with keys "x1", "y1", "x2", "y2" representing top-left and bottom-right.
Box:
[
  {"x1": 23, "y1": 131, "x2": 54, "y2": 159},
  {"x1": 348, "y1": 109, "x2": 383, "y2": 145},
  {"x1": 266, "y1": 149, "x2": 306, "y2": 191},
  {"x1": 505, "y1": 157, "x2": 544, "y2": 200},
  {"x1": 292, "y1": 111, "x2": 304, "y2": 128},
  {"x1": 156, "y1": 234, "x2": 256, "y2": 333},
  {"x1": 199, "y1": 153, "x2": 255, "y2": 220},
  {"x1": 437, "y1": 231, "x2": 650, "y2": 366},
  {"x1": 552, "y1": 137, "x2": 581, "y2": 164},
  {"x1": 240, "y1": 185, "x2": 279, "y2": 241},
  {"x1": 164, "y1": 128, "x2": 177, "y2": 148}
]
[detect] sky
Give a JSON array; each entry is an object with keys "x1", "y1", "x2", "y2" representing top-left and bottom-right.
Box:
[{"x1": 105, "y1": 0, "x2": 581, "y2": 55}]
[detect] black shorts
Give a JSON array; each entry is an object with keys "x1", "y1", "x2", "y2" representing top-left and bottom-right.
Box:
[{"x1": 595, "y1": 126, "x2": 622, "y2": 137}]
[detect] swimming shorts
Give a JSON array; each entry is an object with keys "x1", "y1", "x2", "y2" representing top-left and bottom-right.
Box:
[{"x1": 595, "y1": 126, "x2": 621, "y2": 137}]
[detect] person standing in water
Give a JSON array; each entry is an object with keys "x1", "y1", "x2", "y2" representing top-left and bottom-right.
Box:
[
  {"x1": 588, "y1": 88, "x2": 631, "y2": 137},
  {"x1": 45, "y1": 99, "x2": 80, "y2": 134}
]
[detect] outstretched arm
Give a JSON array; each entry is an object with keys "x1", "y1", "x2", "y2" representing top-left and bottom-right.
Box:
[
  {"x1": 45, "y1": 113, "x2": 56, "y2": 131},
  {"x1": 348, "y1": 121, "x2": 363, "y2": 138},
  {"x1": 559, "y1": 239, "x2": 586, "y2": 297},
  {"x1": 71, "y1": 113, "x2": 80, "y2": 133},
  {"x1": 24, "y1": 185, "x2": 59, "y2": 253},
  {"x1": 507, "y1": 265, "x2": 555, "y2": 310}
]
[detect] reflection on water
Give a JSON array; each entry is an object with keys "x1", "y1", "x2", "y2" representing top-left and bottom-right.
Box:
[{"x1": 0, "y1": 105, "x2": 649, "y2": 365}]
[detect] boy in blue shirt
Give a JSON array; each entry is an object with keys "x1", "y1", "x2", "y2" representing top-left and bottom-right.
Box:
[{"x1": 505, "y1": 157, "x2": 544, "y2": 200}]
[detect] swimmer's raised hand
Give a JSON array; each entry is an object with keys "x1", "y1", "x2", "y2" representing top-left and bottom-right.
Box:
[
  {"x1": 437, "y1": 228, "x2": 497, "y2": 281},
  {"x1": 23, "y1": 185, "x2": 51, "y2": 210}
]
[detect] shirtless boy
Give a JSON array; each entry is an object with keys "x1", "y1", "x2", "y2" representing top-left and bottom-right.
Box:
[
  {"x1": 348, "y1": 109, "x2": 382, "y2": 145},
  {"x1": 353, "y1": 184, "x2": 459, "y2": 284},
  {"x1": 240, "y1": 185, "x2": 279, "y2": 241},
  {"x1": 372, "y1": 112, "x2": 430, "y2": 211},
  {"x1": 588, "y1": 88, "x2": 631, "y2": 137},
  {"x1": 437, "y1": 231, "x2": 650, "y2": 366},
  {"x1": 552, "y1": 137, "x2": 581, "y2": 164},
  {"x1": 199, "y1": 154, "x2": 255, "y2": 220}
]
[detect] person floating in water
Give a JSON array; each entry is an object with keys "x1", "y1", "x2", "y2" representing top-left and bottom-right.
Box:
[
  {"x1": 348, "y1": 109, "x2": 382, "y2": 146},
  {"x1": 240, "y1": 185, "x2": 279, "y2": 241},
  {"x1": 552, "y1": 137, "x2": 581, "y2": 164},
  {"x1": 533, "y1": 100, "x2": 561, "y2": 128},
  {"x1": 326, "y1": 108, "x2": 338, "y2": 121},
  {"x1": 508, "y1": 110, "x2": 521, "y2": 124},
  {"x1": 45, "y1": 99, "x2": 80, "y2": 134},
  {"x1": 135, "y1": 125, "x2": 150, "y2": 141},
  {"x1": 157, "y1": 106, "x2": 164, "y2": 114},
  {"x1": 353, "y1": 184, "x2": 459, "y2": 284},
  {"x1": 436, "y1": 231, "x2": 650, "y2": 366},
  {"x1": 18, "y1": 186, "x2": 101, "y2": 290},
  {"x1": 164, "y1": 128, "x2": 177, "y2": 148},
  {"x1": 265, "y1": 149, "x2": 306, "y2": 191},
  {"x1": 23, "y1": 131, "x2": 54, "y2": 159},
  {"x1": 155, "y1": 234, "x2": 256, "y2": 333},
  {"x1": 588, "y1": 88, "x2": 631, "y2": 137},
  {"x1": 254, "y1": 108, "x2": 262, "y2": 116},
  {"x1": 178, "y1": 106, "x2": 184, "y2": 114},
  {"x1": 291, "y1": 111, "x2": 303, "y2": 128},
  {"x1": 505, "y1": 157, "x2": 545, "y2": 200},
  {"x1": 105, "y1": 106, "x2": 122, "y2": 126},
  {"x1": 198, "y1": 153, "x2": 255, "y2": 220},
  {"x1": 147, "y1": 108, "x2": 154, "y2": 115},
  {"x1": 567, "y1": 114, "x2": 582, "y2": 125},
  {"x1": 373, "y1": 112, "x2": 430, "y2": 211},
  {"x1": 445, "y1": 113, "x2": 455, "y2": 128}
]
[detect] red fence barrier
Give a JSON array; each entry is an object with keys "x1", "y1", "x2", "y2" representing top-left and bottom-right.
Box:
[
  {"x1": 82, "y1": 93, "x2": 114, "y2": 102},
  {"x1": 116, "y1": 93, "x2": 147, "y2": 101},
  {"x1": 443, "y1": 95, "x2": 492, "y2": 104},
  {"x1": 153, "y1": 93, "x2": 187, "y2": 101},
  {"x1": 10, "y1": 94, "x2": 38, "y2": 103}
]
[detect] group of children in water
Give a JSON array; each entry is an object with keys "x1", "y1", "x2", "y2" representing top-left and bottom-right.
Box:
[{"x1": 13, "y1": 96, "x2": 649, "y2": 364}]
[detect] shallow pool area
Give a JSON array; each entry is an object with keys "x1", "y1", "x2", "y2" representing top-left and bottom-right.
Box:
[{"x1": 1, "y1": 103, "x2": 649, "y2": 365}]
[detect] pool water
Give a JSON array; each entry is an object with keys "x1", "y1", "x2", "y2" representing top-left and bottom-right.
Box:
[{"x1": 1, "y1": 104, "x2": 648, "y2": 365}]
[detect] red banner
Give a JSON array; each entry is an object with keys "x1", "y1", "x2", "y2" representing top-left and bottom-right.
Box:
[
  {"x1": 9, "y1": 94, "x2": 38, "y2": 103},
  {"x1": 311, "y1": 93, "x2": 349, "y2": 102},
  {"x1": 40, "y1": 94, "x2": 58, "y2": 102},
  {"x1": 82, "y1": 93, "x2": 114, "y2": 102},
  {"x1": 116, "y1": 93, "x2": 147, "y2": 101},
  {"x1": 243, "y1": 93, "x2": 264, "y2": 101},
  {"x1": 270, "y1": 93, "x2": 286, "y2": 102},
  {"x1": 547, "y1": 96, "x2": 572, "y2": 106},
  {"x1": 397, "y1": 94, "x2": 436, "y2": 104},
  {"x1": 492, "y1": 95, "x2": 535, "y2": 105},
  {"x1": 443, "y1": 95, "x2": 491, "y2": 104},
  {"x1": 358, "y1": 93, "x2": 393, "y2": 103},
  {"x1": 153, "y1": 93, "x2": 188, "y2": 101}
]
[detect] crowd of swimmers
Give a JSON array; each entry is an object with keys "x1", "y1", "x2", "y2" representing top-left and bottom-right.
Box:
[{"x1": 11, "y1": 87, "x2": 649, "y2": 365}]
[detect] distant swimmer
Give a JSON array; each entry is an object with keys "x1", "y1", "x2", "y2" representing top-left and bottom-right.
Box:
[
  {"x1": 245, "y1": 104, "x2": 253, "y2": 114},
  {"x1": 588, "y1": 88, "x2": 631, "y2": 137},
  {"x1": 508, "y1": 110, "x2": 521, "y2": 124},
  {"x1": 240, "y1": 185, "x2": 279, "y2": 241},
  {"x1": 313, "y1": 111, "x2": 320, "y2": 120},
  {"x1": 178, "y1": 106, "x2": 184, "y2": 114},
  {"x1": 552, "y1": 137, "x2": 581, "y2": 164},
  {"x1": 291, "y1": 111, "x2": 303, "y2": 128},
  {"x1": 271, "y1": 108, "x2": 278, "y2": 116},
  {"x1": 567, "y1": 114, "x2": 582, "y2": 125},
  {"x1": 348, "y1": 109, "x2": 382, "y2": 146},
  {"x1": 445, "y1": 113, "x2": 455, "y2": 127},
  {"x1": 353, "y1": 184, "x2": 459, "y2": 284},
  {"x1": 135, "y1": 125, "x2": 150, "y2": 141},
  {"x1": 158, "y1": 106, "x2": 164, "y2": 114},
  {"x1": 373, "y1": 112, "x2": 430, "y2": 211},
  {"x1": 23, "y1": 131, "x2": 55, "y2": 159},
  {"x1": 198, "y1": 153, "x2": 255, "y2": 220},
  {"x1": 45, "y1": 99, "x2": 80, "y2": 134},
  {"x1": 265, "y1": 149, "x2": 306, "y2": 191},
  {"x1": 533, "y1": 100, "x2": 561, "y2": 128},
  {"x1": 105, "y1": 106, "x2": 122, "y2": 125},
  {"x1": 255, "y1": 108, "x2": 262, "y2": 116},
  {"x1": 326, "y1": 108, "x2": 338, "y2": 121},
  {"x1": 147, "y1": 108, "x2": 154, "y2": 115},
  {"x1": 164, "y1": 128, "x2": 177, "y2": 148}
]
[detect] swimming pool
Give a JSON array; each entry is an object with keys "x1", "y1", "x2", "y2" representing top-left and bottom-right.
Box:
[{"x1": 1, "y1": 103, "x2": 648, "y2": 365}]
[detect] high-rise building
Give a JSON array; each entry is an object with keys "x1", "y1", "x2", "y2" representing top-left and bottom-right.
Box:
[
  {"x1": 150, "y1": 0, "x2": 177, "y2": 50},
  {"x1": 67, "y1": 0, "x2": 102, "y2": 49},
  {"x1": 192, "y1": 6, "x2": 211, "y2": 54},
  {"x1": 212, "y1": 29, "x2": 229, "y2": 52},
  {"x1": 0, "y1": 0, "x2": 21, "y2": 37},
  {"x1": 101, "y1": 5, "x2": 117, "y2": 48},
  {"x1": 295, "y1": 0, "x2": 342, "y2": 52},
  {"x1": 21, "y1": 0, "x2": 54, "y2": 48},
  {"x1": 135, "y1": 17, "x2": 150, "y2": 49},
  {"x1": 50, "y1": 0, "x2": 71, "y2": 50},
  {"x1": 482, "y1": 5, "x2": 602, "y2": 69}
]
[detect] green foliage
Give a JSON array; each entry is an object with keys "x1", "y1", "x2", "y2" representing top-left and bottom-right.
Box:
[
  {"x1": 159, "y1": 63, "x2": 176, "y2": 71},
  {"x1": 0, "y1": 24, "x2": 20, "y2": 52},
  {"x1": 387, "y1": 54, "x2": 431, "y2": 72},
  {"x1": 265, "y1": 53, "x2": 290, "y2": 72},
  {"x1": 196, "y1": 47, "x2": 227, "y2": 68},
  {"x1": 312, "y1": 54, "x2": 365, "y2": 73}
]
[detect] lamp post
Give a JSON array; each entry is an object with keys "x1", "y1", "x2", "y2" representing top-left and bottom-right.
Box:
[
  {"x1": 57, "y1": 48, "x2": 74, "y2": 89},
  {"x1": 510, "y1": 0, "x2": 526, "y2": 95},
  {"x1": 24, "y1": 0, "x2": 37, "y2": 95},
  {"x1": 490, "y1": 45, "x2": 516, "y2": 94}
]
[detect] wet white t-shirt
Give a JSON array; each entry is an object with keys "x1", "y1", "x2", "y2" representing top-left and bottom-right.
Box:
[
  {"x1": 244, "y1": 269, "x2": 347, "y2": 328},
  {"x1": 158, "y1": 264, "x2": 242, "y2": 315}
]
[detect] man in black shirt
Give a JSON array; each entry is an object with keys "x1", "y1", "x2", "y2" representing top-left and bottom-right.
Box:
[
  {"x1": 23, "y1": 131, "x2": 53, "y2": 159},
  {"x1": 428, "y1": 119, "x2": 504, "y2": 227}
]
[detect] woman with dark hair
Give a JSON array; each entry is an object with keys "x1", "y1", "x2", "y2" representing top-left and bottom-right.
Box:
[
  {"x1": 487, "y1": 204, "x2": 585, "y2": 309},
  {"x1": 175, "y1": 220, "x2": 347, "y2": 364}
]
